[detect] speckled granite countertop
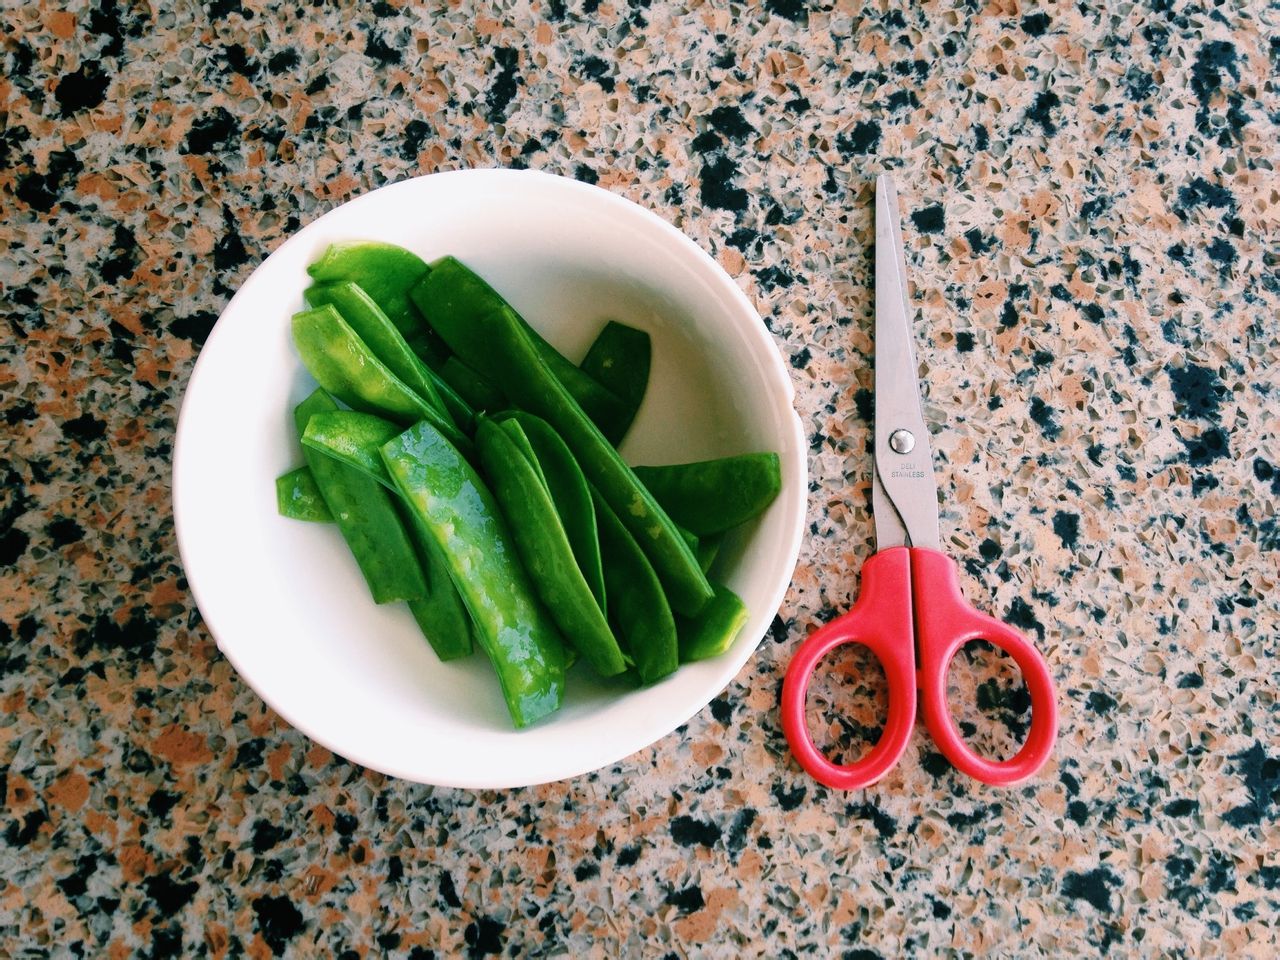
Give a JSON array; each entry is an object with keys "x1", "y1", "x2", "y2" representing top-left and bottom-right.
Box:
[{"x1": 4, "y1": 1, "x2": 1277, "y2": 956}]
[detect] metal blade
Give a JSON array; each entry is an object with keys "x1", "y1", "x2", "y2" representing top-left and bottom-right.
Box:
[{"x1": 872, "y1": 174, "x2": 941, "y2": 551}]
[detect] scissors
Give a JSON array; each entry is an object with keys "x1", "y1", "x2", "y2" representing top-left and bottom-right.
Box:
[{"x1": 781, "y1": 175, "x2": 1058, "y2": 790}]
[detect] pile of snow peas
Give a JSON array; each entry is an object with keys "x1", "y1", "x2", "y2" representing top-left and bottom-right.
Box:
[{"x1": 275, "y1": 243, "x2": 782, "y2": 728}]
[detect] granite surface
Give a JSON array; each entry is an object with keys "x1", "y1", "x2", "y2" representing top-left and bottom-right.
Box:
[{"x1": 4, "y1": 0, "x2": 1278, "y2": 956}]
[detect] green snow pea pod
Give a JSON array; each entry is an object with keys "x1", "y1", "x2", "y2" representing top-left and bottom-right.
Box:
[
  {"x1": 307, "y1": 241, "x2": 432, "y2": 338},
  {"x1": 304, "y1": 281, "x2": 451, "y2": 424},
  {"x1": 592, "y1": 487, "x2": 678, "y2": 684},
  {"x1": 632, "y1": 452, "x2": 782, "y2": 537},
  {"x1": 295, "y1": 389, "x2": 428, "y2": 604},
  {"x1": 439, "y1": 356, "x2": 507, "y2": 412},
  {"x1": 300, "y1": 410, "x2": 473, "y2": 660},
  {"x1": 498, "y1": 411, "x2": 605, "y2": 613},
  {"x1": 410, "y1": 257, "x2": 634, "y2": 443},
  {"x1": 676, "y1": 525, "x2": 699, "y2": 554},
  {"x1": 496, "y1": 419, "x2": 547, "y2": 488},
  {"x1": 403, "y1": 326, "x2": 451, "y2": 371},
  {"x1": 381, "y1": 420, "x2": 568, "y2": 728},
  {"x1": 420, "y1": 301, "x2": 713, "y2": 616},
  {"x1": 427, "y1": 369, "x2": 477, "y2": 435},
  {"x1": 291, "y1": 304, "x2": 471, "y2": 454},
  {"x1": 676, "y1": 583, "x2": 748, "y2": 663},
  {"x1": 579, "y1": 320, "x2": 651, "y2": 441},
  {"x1": 276, "y1": 466, "x2": 333, "y2": 522},
  {"x1": 476, "y1": 418, "x2": 625, "y2": 677},
  {"x1": 403, "y1": 509, "x2": 475, "y2": 662},
  {"x1": 302, "y1": 411, "x2": 401, "y2": 489},
  {"x1": 695, "y1": 533, "x2": 723, "y2": 575}
]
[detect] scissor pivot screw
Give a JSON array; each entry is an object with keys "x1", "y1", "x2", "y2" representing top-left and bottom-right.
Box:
[{"x1": 889, "y1": 429, "x2": 915, "y2": 454}]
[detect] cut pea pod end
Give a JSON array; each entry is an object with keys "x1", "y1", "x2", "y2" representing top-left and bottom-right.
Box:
[
  {"x1": 276, "y1": 466, "x2": 333, "y2": 522},
  {"x1": 677, "y1": 584, "x2": 749, "y2": 663},
  {"x1": 301, "y1": 410, "x2": 402, "y2": 491}
]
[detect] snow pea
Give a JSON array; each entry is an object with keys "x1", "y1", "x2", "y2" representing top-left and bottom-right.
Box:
[
  {"x1": 381, "y1": 420, "x2": 567, "y2": 728},
  {"x1": 307, "y1": 241, "x2": 431, "y2": 338},
  {"x1": 302, "y1": 411, "x2": 400, "y2": 489},
  {"x1": 421, "y1": 301, "x2": 713, "y2": 616},
  {"x1": 633, "y1": 452, "x2": 782, "y2": 537},
  {"x1": 299, "y1": 410, "x2": 473, "y2": 660},
  {"x1": 403, "y1": 508, "x2": 474, "y2": 662},
  {"x1": 496, "y1": 419, "x2": 547, "y2": 489},
  {"x1": 580, "y1": 320, "x2": 650, "y2": 441},
  {"x1": 476, "y1": 418, "x2": 625, "y2": 677},
  {"x1": 304, "y1": 281, "x2": 450, "y2": 423},
  {"x1": 275, "y1": 466, "x2": 333, "y2": 522},
  {"x1": 410, "y1": 257, "x2": 634, "y2": 443},
  {"x1": 403, "y1": 327, "x2": 450, "y2": 371},
  {"x1": 428, "y1": 371, "x2": 477, "y2": 435},
  {"x1": 295, "y1": 389, "x2": 428, "y2": 604},
  {"x1": 291, "y1": 304, "x2": 471, "y2": 454},
  {"x1": 499, "y1": 411, "x2": 605, "y2": 613},
  {"x1": 696, "y1": 533, "x2": 723, "y2": 575},
  {"x1": 439, "y1": 356, "x2": 507, "y2": 413},
  {"x1": 592, "y1": 487, "x2": 678, "y2": 684},
  {"x1": 676, "y1": 583, "x2": 748, "y2": 663}
]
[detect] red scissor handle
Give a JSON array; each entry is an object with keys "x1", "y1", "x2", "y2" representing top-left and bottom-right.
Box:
[
  {"x1": 781, "y1": 548, "x2": 918, "y2": 790},
  {"x1": 911, "y1": 548, "x2": 1058, "y2": 786}
]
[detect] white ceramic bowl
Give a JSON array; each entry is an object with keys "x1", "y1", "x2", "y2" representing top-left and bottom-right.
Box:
[{"x1": 174, "y1": 169, "x2": 806, "y2": 788}]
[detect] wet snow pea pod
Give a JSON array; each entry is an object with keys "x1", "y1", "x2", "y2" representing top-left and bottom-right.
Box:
[
  {"x1": 276, "y1": 466, "x2": 333, "y2": 522},
  {"x1": 499, "y1": 411, "x2": 606, "y2": 613},
  {"x1": 632, "y1": 452, "x2": 782, "y2": 537},
  {"x1": 302, "y1": 411, "x2": 401, "y2": 490},
  {"x1": 579, "y1": 320, "x2": 651, "y2": 442},
  {"x1": 304, "y1": 281, "x2": 451, "y2": 424},
  {"x1": 291, "y1": 304, "x2": 472, "y2": 454},
  {"x1": 421, "y1": 302, "x2": 713, "y2": 616},
  {"x1": 476, "y1": 418, "x2": 625, "y2": 677},
  {"x1": 307, "y1": 241, "x2": 432, "y2": 338},
  {"x1": 410, "y1": 257, "x2": 634, "y2": 443},
  {"x1": 381, "y1": 420, "x2": 568, "y2": 728},
  {"x1": 592, "y1": 487, "x2": 678, "y2": 684},
  {"x1": 676, "y1": 583, "x2": 748, "y2": 663},
  {"x1": 300, "y1": 410, "x2": 474, "y2": 660},
  {"x1": 295, "y1": 389, "x2": 428, "y2": 604}
]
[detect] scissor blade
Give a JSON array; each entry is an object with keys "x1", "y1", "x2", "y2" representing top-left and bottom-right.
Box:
[{"x1": 873, "y1": 175, "x2": 941, "y2": 551}]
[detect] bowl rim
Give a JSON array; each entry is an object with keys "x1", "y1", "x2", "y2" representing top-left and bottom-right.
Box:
[{"x1": 173, "y1": 168, "x2": 807, "y2": 788}]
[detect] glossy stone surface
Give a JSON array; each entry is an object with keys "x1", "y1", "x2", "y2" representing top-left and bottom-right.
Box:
[{"x1": 4, "y1": 2, "x2": 1276, "y2": 955}]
